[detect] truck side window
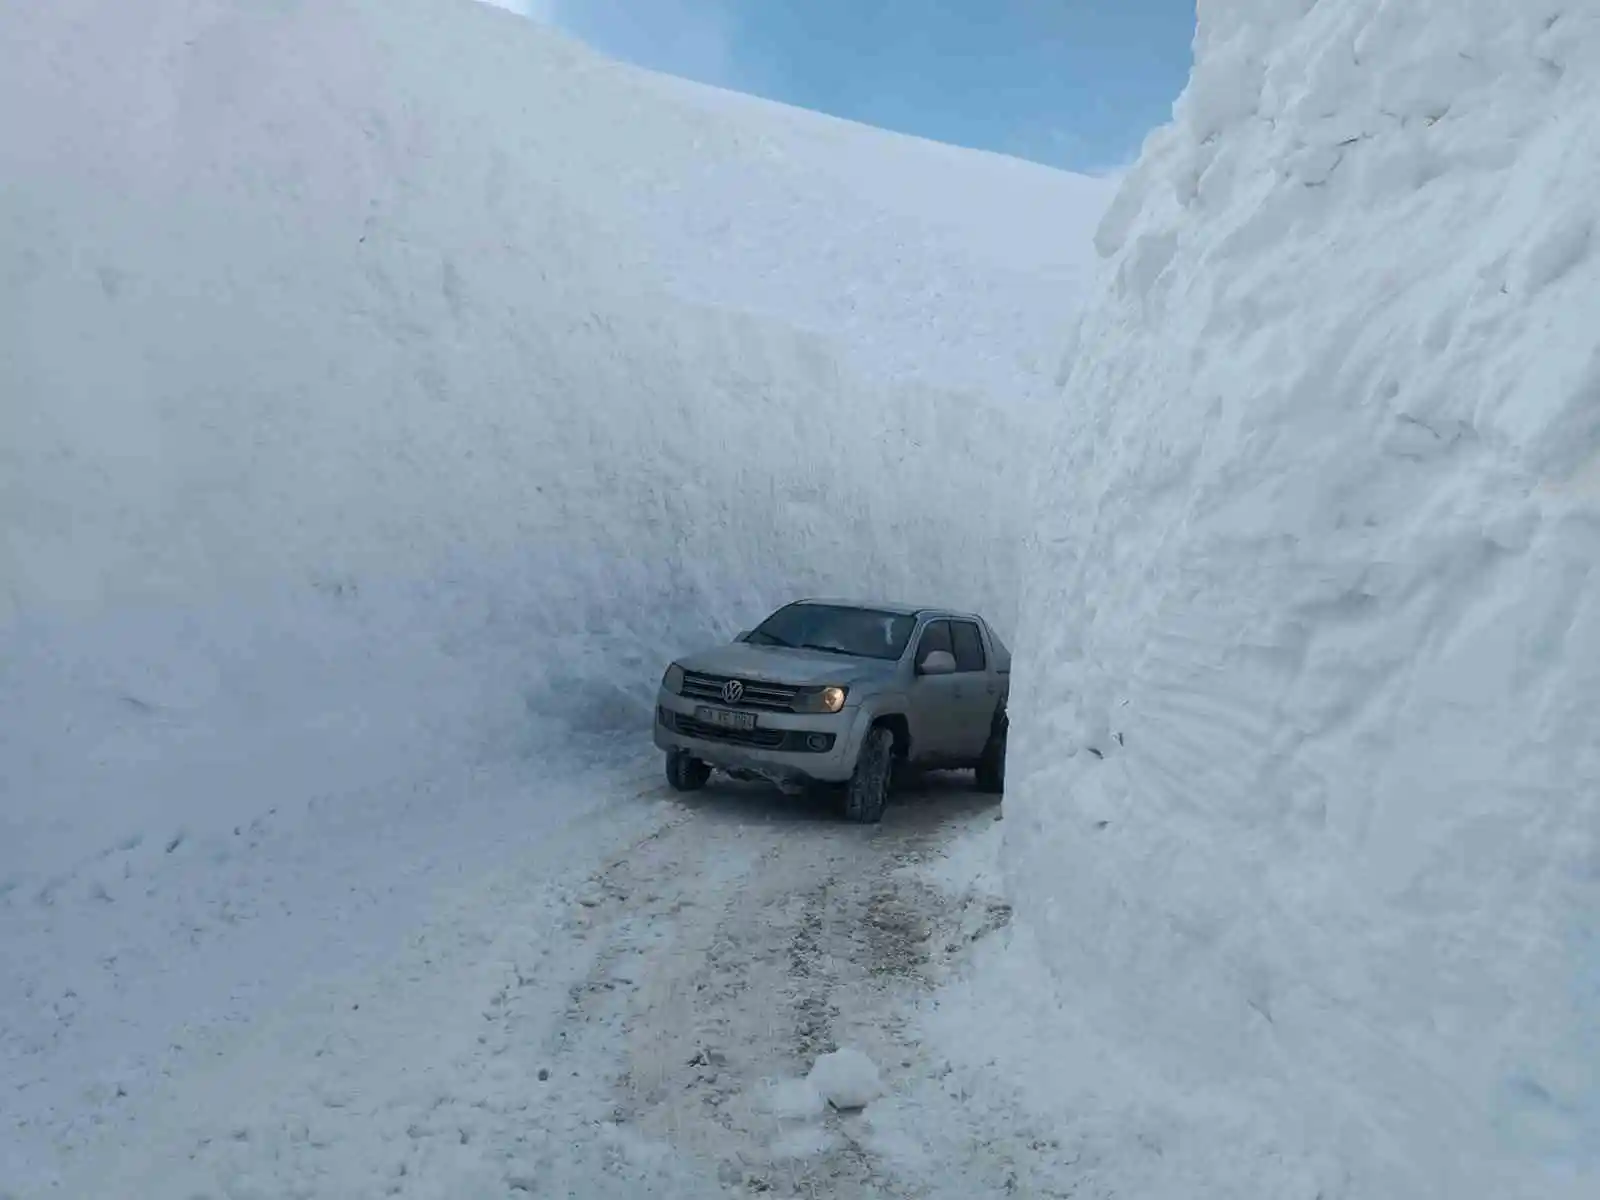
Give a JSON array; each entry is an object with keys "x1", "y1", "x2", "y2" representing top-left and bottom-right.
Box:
[
  {"x1": 915, "y1": 620, "x2": 953, "y2": 666},
  {"x1": 951, "y1": 621, "x2": 987, "y2": 672}
]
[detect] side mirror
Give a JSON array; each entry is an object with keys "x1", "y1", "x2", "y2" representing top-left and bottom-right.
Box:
[{"x1": 918, "y1": 649, "x2": 957, "y2": 676}]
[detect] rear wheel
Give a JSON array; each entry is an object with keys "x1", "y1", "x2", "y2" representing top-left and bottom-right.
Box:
[
  {"x1": 843, "y1": 726, "x2": 894, "y2": 824},
  {"x1": 975, "y1": 709, "x2": 1007, "y2": 795},
  {"x1": 666, "y1": 749, "x2": 712, "y2": 792}
]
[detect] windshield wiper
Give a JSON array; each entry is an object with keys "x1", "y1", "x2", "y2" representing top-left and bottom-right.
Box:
[
  {"x1": 798, "y1": 642, "x2": 865, "y2": 657},
  {"x1": 747, "y1": 630, "x2": 793, "y2": 648}
]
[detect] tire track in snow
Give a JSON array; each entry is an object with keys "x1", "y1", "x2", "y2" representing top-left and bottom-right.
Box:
[
  {"x1": 530, "y1": 775, "x2": 1019, "y2": 1198},
  {"x1": 43, "y1": 772, "x2": 1067, "y2": 1200}
]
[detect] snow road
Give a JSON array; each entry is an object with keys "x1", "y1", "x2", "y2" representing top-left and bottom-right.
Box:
[{"x1": 43, "y1": 772, "x2": 1073, "y2": 1200}]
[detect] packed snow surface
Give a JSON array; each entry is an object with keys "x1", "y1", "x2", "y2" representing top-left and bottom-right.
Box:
[
  {"x1": 1008, "y1": 0, "x2": 1600, "y2": 1195},
  {"x1": 44, "y1": 782, "x2": 1044, "y2": 1199},
  {"x1": 0, "y1": 0, "x2": 1109, "y2": 1184}
]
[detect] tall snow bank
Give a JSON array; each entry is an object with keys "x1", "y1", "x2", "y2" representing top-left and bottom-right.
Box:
[
  {"x1": 1009, "y1": 1, "x2": 1600, "y2": 1194},
  {"x1": 1, "y1": 1, "x2": 1108, "y2": 1175},
  {"x1": 0, "y1": 0, "x2": 1108, "y2": 892}
]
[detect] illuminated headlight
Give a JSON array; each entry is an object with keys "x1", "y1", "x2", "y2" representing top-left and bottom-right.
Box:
[
  {"x1": 662, "y1": 663, "x2": 685, "y2": 694},
  {"x1": 798, "y1": 685, "x2": 848, "y2": 714}
]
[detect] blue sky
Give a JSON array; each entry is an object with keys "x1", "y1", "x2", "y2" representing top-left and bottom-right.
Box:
[{"x1": 486, "y1": 0, "x2": 1196, "y2": 174}]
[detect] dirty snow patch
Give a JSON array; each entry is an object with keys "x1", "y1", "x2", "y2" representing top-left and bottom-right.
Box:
[
  {"x1": 907, "y1": 807, "x2": 1004, "y2": 897},
  {"x1": 769, "y1": 1124, "x2": 838, "y2": 1160}
]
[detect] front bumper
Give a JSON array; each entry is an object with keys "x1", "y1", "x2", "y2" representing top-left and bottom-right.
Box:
[{"x1": 652, "y1": 687, "x2": 867, "y2": 784}]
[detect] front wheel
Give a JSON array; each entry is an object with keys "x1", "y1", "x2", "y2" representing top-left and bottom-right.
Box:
[
  {"x1": 843, "y1": 726, "x2": 894, "y2": 824},
  {"x1": 666, "y1": 749, "x2": 712, "y2": 792}
]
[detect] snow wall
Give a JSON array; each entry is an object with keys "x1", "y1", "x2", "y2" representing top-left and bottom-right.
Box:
[
  {"x1": 1007, "y1": 1, "x2": 1600, "y2": 1195},
  {"x1": 0, "y1": 0, "x2": 1109, "y2": 895}
]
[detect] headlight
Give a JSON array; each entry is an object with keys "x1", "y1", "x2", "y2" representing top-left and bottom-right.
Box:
[
  {"x1": 662, "y1": 663, "x2": 685, "y2": 694},
  {"x1": 797, "y1": 685, "x2": 848, "y2": 714}
]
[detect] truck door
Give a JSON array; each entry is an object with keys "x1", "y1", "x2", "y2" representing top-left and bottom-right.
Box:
[
  {"x1": 948, "y1": 619, "x2": 998, "y2": 759},
  {"x1": 908, "y1": 619, "x2": 961, "y2": 764}
]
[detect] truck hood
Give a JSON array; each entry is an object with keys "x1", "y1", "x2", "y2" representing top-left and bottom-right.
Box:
[{"x1": 676, "y1": 643, "x2": 895, "y2": 688}]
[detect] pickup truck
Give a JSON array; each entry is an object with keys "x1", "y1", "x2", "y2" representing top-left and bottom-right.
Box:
[{"x1": 653, "y1": 598, "x2": 1011, "y2": 822}]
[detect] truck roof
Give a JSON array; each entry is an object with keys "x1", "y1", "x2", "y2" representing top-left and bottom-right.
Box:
[{"x1": 797, "y1": 597, "x2": 982, "y2": 621}]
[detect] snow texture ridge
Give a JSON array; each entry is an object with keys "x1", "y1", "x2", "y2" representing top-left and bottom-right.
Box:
[{"x1": 1008, "y1": 1, "x2": 1600, "y2": 1195}]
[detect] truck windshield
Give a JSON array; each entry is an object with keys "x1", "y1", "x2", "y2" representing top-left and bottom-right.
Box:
[{"x1": 746, "y1": 603, "x2": 916, "y2": 661}]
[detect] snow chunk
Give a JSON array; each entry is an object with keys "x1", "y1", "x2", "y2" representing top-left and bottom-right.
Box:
[{"x1": 807, "y1": 1047, "x2": 885, "y2": 1112}]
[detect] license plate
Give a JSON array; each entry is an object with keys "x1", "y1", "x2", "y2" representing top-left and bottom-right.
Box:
[{"x1": 694, "y1": 705, "x2": 756, "y2": 732}]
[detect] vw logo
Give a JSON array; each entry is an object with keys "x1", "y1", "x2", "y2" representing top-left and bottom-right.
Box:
[{"x1": 721, "y1": 679, "x2": 745, "y2": 705}]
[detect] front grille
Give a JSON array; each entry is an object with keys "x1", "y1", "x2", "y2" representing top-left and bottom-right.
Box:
[{"x1": 681, "y1": 671, "x2": 803, "y2": 712}]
